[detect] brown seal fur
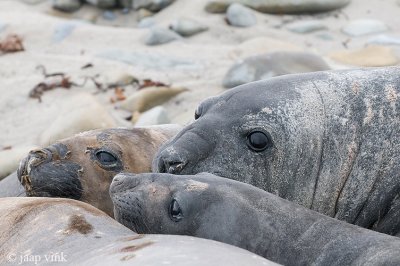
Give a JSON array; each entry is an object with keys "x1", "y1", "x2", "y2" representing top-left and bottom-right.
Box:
[
  {"x1": 17, "y1": 125, "x2": 181, "y2": 216},
  {"x1": 0, "y1": 197, "x2": 274, "y2": 266}
]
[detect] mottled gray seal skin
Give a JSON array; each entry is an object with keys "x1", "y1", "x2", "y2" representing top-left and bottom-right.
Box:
[
  {"x1": 154, "y1": 67, "x2": 400, "y2": 235},
  {"x1": 0, "y1": 197, "x2": 275, "y2": 266},
  {"x1": 110, "y1": 172, "x2": 400, "y2": 266},
  {"x1": 0, "y1": 172, "x2": 25, "y2": 197},
  {"x1": 18, "y1": 124, "x2": 181, "y2": 216}
]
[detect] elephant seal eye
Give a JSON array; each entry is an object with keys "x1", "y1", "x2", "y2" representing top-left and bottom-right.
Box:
[
  {"x1": 247, "y1": 131, "x2": 272, "y2": 152},
  {"x1": 95, "y1": 151, "x2": 117, "y2": 165},
  {"x1": 169, "y1": 199, "x2": 183, "y2": 222},
  {"x1": 194, "y1": 105, "x2": 202, "y2": 120}
]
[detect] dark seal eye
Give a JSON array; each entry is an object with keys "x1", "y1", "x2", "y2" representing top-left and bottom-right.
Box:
[
  {"x1": 194, "y1": 105, "x2": 202, "y2": 120},
  {"x1": 169, "y1": 199, "x2": 183, "y2": 222},
  {"x1": 95, "y1": 151, "x2": 117, "y2": 165},
  {"x1": 247, "y1": 131, "x2": 272, "y2": 152}
]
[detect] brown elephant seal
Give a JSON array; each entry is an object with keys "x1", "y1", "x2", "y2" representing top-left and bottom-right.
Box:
[
  {"x1": 154, "y1": 67, "x2": 400, "y2": 235},
  {"x1": 0, "y1": 197, "x2": 275, "y2": 266},
  {"x1": 110, "y1": 172, "x2": 400, "y2": 266},
  {"x1": 17, "y1": 124, "x2": 182, "y2": 216}
]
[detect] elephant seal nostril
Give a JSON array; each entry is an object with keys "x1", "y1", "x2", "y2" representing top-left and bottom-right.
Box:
[
  {"x1": 17, "y1": 148, "x2": 53, "y2": 191},
  {"x1": 166, "y1": 162, "x2": 186, "y2": 174},
  {"x1": 17, "y1": 157, "x2": 28, "y2": 182}
]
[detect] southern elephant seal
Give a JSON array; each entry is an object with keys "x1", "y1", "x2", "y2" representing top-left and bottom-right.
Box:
[
  {"x1": 0, "y1": 172, "x2": 25, "y2": 197},
  {"x1": 154, "y1": 67, "x2": 400, "y2": 235},
  {"x1": 0, "y1": 197, "x2": 274, "y2": 266},
  {"x1": 110, "y1": 172, "x2": 400, "y2": 266},
  {"x1": 17, "y1": 124, "x2": 181, "y2": 216}
]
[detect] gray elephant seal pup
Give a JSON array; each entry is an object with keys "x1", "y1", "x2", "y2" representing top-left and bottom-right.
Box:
[
  {"x1": 17, "y1": 124, "x2": 181, "y2": 216},
  {"x1": 0, "y1": 197, "x2": 274, "y2": 266},
  {"x1": 154, "y1": 67, "x2": 400, "y2": 235},
  {"x1": 110, "y1": 172, "x2": 400, "y2": 266}
]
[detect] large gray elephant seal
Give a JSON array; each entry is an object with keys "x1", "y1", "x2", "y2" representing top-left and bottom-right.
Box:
[
  {"x1": 17, "y1": 124, "x2": 181, "y2": 216},
  {"x1": 0, "y1": 197, "x2": 274, "y2": 266},
  {"x1": 154, "y1": 67, "x2": 400, "y2": 235},
  {"x1": 110, "y1": 172, "x2": 400, "y2": 266}
]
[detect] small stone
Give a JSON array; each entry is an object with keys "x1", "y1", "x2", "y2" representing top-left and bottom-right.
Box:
[
  {"x1": 222, "y1": 51, "x2": 330, "y2": 88},
  {"x1": 137, "y1": 17, "x2": 156, "y2": 28},
  {"x1": 170, "y1": 18, "x2": 208, "y2": 37},
  {"x1": 145, "y1": 28, "x2": 182, "y2": 46},
  {"x1": 205, "y1": 0, "x2": 350, "y2": 14},
  {"x1": 286, "y1": 20, "x2": 327, "y2": 34},
  {"x1": 21, "y1": 0, "x2": 47, "y2": 4},
  {"x1": 118, "y1": 0, "x2": 133, "y2": 8},
  {"x1": 226, "y1": 3, "x2": 257, "y2": 27},
  {"x1": 133, "y1": 0, "x2": 175, "y2": 12},
  {"x1": 0, "y1": 146, "x2": 38, "y2": 180},
  {"x1": 86, "y1": 0, "x2": 117, "y2": 9},
  {"x1": 39, "y1": 93, "x2": 116, "y2": 146},
  {"x1": 342, "y1": 19, "x2": 388, "y2": 37},
  {"x1": 119, "y1": 86, "x2": 187, "y2": 113},
  {"x1": 330, "y1": 45, "x2": 399, "y2": 67},
  {"x1": 52, "y1": 0, "x2": 82, "y2": 13},
  {"x1": 134, "y1": 106, "x2": 170, "y2": 126},
  {"x1": 367, "y1": 35, "x2": 400, "y2": 46},
  {"x1": 103, "y1": 10, "x2": 117, "y2": 20},
  {"x1": 137, "y1": 8, "x2": 154, "y2": 21},
  {"x1": 205, "y1": 2, "x2": 227, "y2": 13}
]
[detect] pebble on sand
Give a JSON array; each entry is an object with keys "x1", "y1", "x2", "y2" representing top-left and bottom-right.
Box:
[
  {"x1": 367, "y1": 35, "x2": 400, "y2": 46},
  {"x1": 329, "y1": 45, "x2": 399, "y2": 67},
  {"x1": 52, "y1": 0, "x2": 82, "y2": 13},
  {"x1": 342, "y1": 19, "x2": 388, "y2": 37},
  {"x1": 286, "y1": 20, "x2": 327, "y2": 34},
  {"x1": 86, "y1": 0, "x2": 117, "y2": 9},
  {"x1": 134, "y1": 106, "x2": 170, "y2": 126},
  {"x1": 205, "y1": 0, "x2": 350, "y2": 14},
  {"x1": 170, "y1": 18, "x2": 209, "y2": 37},
  {"x1": 145, "y1": 28, "x2": 182, "y2": 45},
  {"x1": 226, "y1": 3, "x2": 257, "y2": 27},
  {"x1": 137, "y1": 8, "x2": 154, "y2": 21},
  {"x1": 133, "y1": 0, "x2": 175, "y2": 12},
  {"x1": 223, "y1": 51, "x2": 330, "y2": 88}
]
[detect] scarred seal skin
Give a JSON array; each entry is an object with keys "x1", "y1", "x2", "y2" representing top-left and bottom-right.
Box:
[
  {"x1": 153, "y1": 67, "x2": 400, "y2": 235},
  {"x1": 17, "y1": 124, "x2": 182, "y2": 216},
  {"x1": 110, "y1": 172, "x2": 400, "y2": 266},
  {"x1": 0, "y1": 197, "x2": 275, "y2": 266}
]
